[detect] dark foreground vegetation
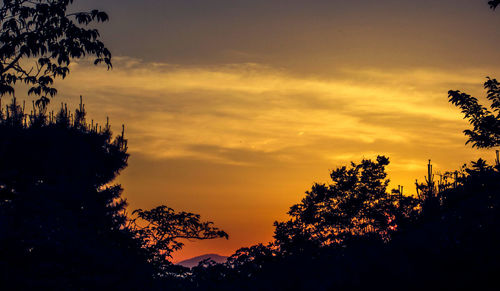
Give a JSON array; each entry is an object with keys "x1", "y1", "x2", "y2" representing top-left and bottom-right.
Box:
[
  {"x1": 0, "y1": 82, "x2": 498, "y2": 290},
  {"x1": 183, "y1": 74, "x2": 500, "y2": 290},
  {"x1": 0, "y1": 99, "x2": 228, "y2": 289},
  {"x1": 188, "y1": 156, "x2": 500, "y2": 290},
  {"x1": 0, "y1": 0, "x2": 500, "y2": 290}
]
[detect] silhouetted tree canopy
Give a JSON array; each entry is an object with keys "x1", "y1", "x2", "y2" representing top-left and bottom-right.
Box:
[
  {"x1": 186, "y1": 156, "x2": 500, "y2": 291},
  {"x1": 448, "y1": 77, "x2": 500, "y2": 148},
  {"x1": 0, "y1": 98, "x2": 149, "y2": 289},
  {"x1": 1, "y1": 0, "x2": 499, "y2": 289},
  {"x1": 489, "y1": 0, "x2": 500, "y2": 9},
  {"x1": 132, "y1": 206, "x2": 228, "y2": 258},
  {"x1": 273, "y1": 156, "x2": 420, "y2": 253},
  {"x1": 130, "y1": 206, "x2": 228, "y2": 277},
  {"x1": 0, "y1": 0, "x2": 111, "y2": 107},
  {"x1": 0, "y1": 98, "x2": 227, "y2": 289}
]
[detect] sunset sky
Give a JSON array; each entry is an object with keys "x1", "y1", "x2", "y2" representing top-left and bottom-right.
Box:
[{"x1": 30, "y1": 0, "x2": 500, "y2": 261}]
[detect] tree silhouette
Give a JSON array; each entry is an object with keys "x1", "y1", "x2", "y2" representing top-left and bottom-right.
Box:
[
  {"x1": 0, "y1": 98, "x2": 153, "y2": 289},
  {"x1": 274, "y1": 156, "x2": 420, "y2": 253},
  {"x1": 0, "y1": 0, "x2": 111, "y2": 107},
  {"x1": 0, "y1": 98, "x2": 228, "y2": 289},
  {"x1": 448, "y1": 77, "x2": 500, "y2": 148},
  {"x1": 186, "y1": 155, "x2": 500, "y2": 290},
  {"x1": 489, "y1": 0, "x2": 500, "y2": 9},
  {"x1": 130, "y1": 205, "x2": 228, "y2": 277},
  {"x1": 0, "y1": 98, "x2": 229, "y2": 288}
]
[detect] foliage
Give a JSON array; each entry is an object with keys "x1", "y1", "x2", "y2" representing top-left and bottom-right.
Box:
[
  {"x1": 0, "y1": 98, "x2": 154, "y2": 289},
  {"x1": 130, "y1": 205, "x2": 228, "y2": 277},
  {"x1": 225, "y1": 243, "x2": 278, "y2": 277},
  {"x1": 187, "y1": 157, "x2": 500, "y2": 291},
  {"x1": 489, "y1": 0, "x2": 500, "y2": 9},
  {"x1": 0, "y1": 0, "x2": 111, "y2": 107},
  {"x1": 448, "y1": 77, "x2": 500, "y2": 148},
  {"x1": 1, "y1": 0, "x2": 499, "y2": 289},
  {"x1": 273, "y1": 156, "x2": 420, "y2": 253},
  {"x1": 0, "y1": 98, "x2": 227, "y2": 288}
]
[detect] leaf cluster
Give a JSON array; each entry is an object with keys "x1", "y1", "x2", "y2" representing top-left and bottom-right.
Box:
[
  {"x1": 448, "y1": 77, "x2": 500, "y2": 148},
  {"x1": 0, "y1": 0, "x2": 111, "y2": 105},
  {"x1": 489, "y1": 0, "x2": 500, "y2": 9}
]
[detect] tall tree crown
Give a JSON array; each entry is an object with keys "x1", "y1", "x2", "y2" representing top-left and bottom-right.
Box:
[{"x1": 274, "y1": 156, "x2": 420, "y2": 253}]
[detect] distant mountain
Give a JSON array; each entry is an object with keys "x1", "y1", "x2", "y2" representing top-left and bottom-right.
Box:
[{"x1": 176, "y1": 254, "x2": 228, "y2": 268}]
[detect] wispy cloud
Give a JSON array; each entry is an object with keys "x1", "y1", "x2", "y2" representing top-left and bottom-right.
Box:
[{"x1": 50, "y1": 57, "x2": 488, "y2": 169}]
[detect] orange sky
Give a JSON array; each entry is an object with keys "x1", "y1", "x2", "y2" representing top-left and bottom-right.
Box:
[{"x1": 14, "y1": 0, "x2": 500, "y2": 261}]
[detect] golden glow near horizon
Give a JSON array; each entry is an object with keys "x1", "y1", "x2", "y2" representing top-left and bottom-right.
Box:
[
  {"x1": 43, "y1": 58, "x2": 494, "y2": 261},
  {"x1": 13, "y1": 0, "x2": 500, "y2": 261}
]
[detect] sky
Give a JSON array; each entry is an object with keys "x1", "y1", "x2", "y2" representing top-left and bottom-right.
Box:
[{"x1": 22, "y1": 0, "x2": 500, "y2": 261}]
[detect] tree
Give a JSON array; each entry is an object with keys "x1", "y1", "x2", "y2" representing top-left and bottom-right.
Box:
[
  {"x1": 131, "y1": 206, "x2": 228, "y2": 277},
  {"x1": 0, "y1": 98, "x2": 155, "y2": 289},
  {"x1": 0, "y1": 0, "x2": 111, "y2": 108},
  {"x1": 489, "y1": 0, "x2": 500, "y2": 9},
  {"x1": 274, "y1": 156, "x2": 420, "y2": 253},
  {"x1": 448, "y1": 77, "x2": 500, "y2": 148},
  {"x1": 0, "y1": 98, "x2": 230, "y2": 288}
]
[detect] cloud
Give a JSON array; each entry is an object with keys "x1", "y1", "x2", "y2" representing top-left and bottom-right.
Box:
[{"x1": 49, "y1": 57, "x2": 489, "y2": 170}]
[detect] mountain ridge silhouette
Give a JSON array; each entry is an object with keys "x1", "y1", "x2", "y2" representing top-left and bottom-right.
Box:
[{"x1": 176, "y1": 254, "x2": 228, "y2": 268}]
